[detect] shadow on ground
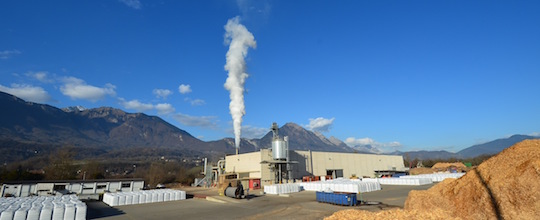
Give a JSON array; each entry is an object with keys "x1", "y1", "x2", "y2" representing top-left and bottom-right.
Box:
[{"x1": 85, "y1": 200, "x2": 125, "y2": 219}]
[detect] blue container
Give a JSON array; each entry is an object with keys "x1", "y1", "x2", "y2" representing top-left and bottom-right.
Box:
[{"x1": 316, "y1": 192, "x2": 357, "y2": 206}]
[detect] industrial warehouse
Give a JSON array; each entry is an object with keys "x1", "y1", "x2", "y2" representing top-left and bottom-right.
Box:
[
  {"x1": 222, "y1": 123, "x2": 406, "y2": 189},
  {"x1": 225, "y1": 149, "x2": 406, "y2": 188}
]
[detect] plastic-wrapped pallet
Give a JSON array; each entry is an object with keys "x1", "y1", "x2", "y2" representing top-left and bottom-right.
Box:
[
  {"x1": 145, "y1": 192, "x2": 152, "y2": 203},
  {"x1": 14, "y1": 207, "x2": 29, "y2": 220},
  {"x1": 27, "y1": 206, "x2": 41, "y2": 220},
  {"x1": 63, "y1": 203, "x2": 75, "y2": 220},
  {"x1": 52, "y1": 202, "x2": 64, "y2": 220},
  {"x1": 157, "y1": 192, "x2": 164, "y2": 202},
  {"x1": 74, "y1": 202, "x2": 86, "y2": 220},
  {"x1": 138, "y1": 193, "x2": 146, "y2": 204},
  {"x1": 125, "y1": 193, "x2": 133, "y2": 205},
  {"x1": 40, "y1": 203, "x2": 53, "y2": 220},
  {"x1": 131, "y1": 193, "x2": 139, "y2": 205},
  {"x1": 399, "y1": 173, "x2": 464, "y2": 182},
  {"x1": 300, "y1": 179, "x2": 381, "y2": 193},
  {"x1": 102, "y1": 189, "x2": 187, "y2": 207},
  {"x1": 0, "y1": 208, "x2": 15, "y2": 220},
  {"x1": 151, "y1": 192, "x2": 158, "y2": 203},
  {"x1": 164, "y1": 192, "x2": 170, "y2": 202}
]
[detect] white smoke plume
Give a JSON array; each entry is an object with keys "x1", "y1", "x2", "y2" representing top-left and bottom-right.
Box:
[{"x1": 224, "y1": 16, "x2": 256, "y2": 148}]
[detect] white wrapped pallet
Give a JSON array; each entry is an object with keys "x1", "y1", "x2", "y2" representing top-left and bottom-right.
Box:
[
  {"x1": 63, "y1": 203, "x2": 75, "y2": 220},
  {"x1": 174, "y1": 191, "x2": 181, "y2": 201},
  {"x1": 138, "y1": 193, "x2": 146, "y2": 204},
  {"x1": 117, "y1": 194, "x2": 126, "y2": 206},
  {"x1": 124, "y1": 193, "x2": 132, "y2": 205},
  {"x1": 145, "y1": 192, "x2": 152, "y2": 203},
  {"x1": 164, "y1": 192, "x2": 170, "y2": 202},
  {"x1": 157, "y1": 192, "x2": 164, "y2": 202},
  {"x1": 110, "y1": 194, "x2": 119, "y2": 207},
  {"x1": 14, "y1": 207, "x2": 29, "y2": 220},
  {"x1": 131, "y1": 193, "x2": 139, "y2": 205},
  {"x1": 74, "y1": 203, "x2": 86, "y2": 220},
  {"x1": 151, "y1": 192, "x2": 158, "y2": 203},
  {"x1": 179, "y1": 191, "x2": 186, "y2": 200},
  {"x1": 40, "y1": 203, "x2": 53, "y2": 220},
  {"x1": 27, "y1": 206, "x2": 41, "y2": 220},
  {"x1": 0, "y1": 208, "x2": 15, "y2": 220},
  {"x1": 52, "y1": 203, "x2": 64, "y2": 220}
]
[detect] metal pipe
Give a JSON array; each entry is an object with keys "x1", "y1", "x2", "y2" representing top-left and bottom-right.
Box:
[
  {"x1": 213, "y1": 170, "x2": 218, "y2": 187},
  {"x1": 310, "y1": 150, "x2": 314, "y2": 176},
  {"x1": 203, "y1": 158, "x2": 207, "y2": 175},
  {"x1": 285, "y1": 136, "x2": 292, "y2": 182},
  {"x1": 217, "y1": 160, "x2": 226, "y2": 174}
]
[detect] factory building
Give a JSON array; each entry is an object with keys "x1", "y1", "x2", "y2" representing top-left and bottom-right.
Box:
[
  {"x1": 225, "y1": 149, "x2": 406, "y2": 187},
  {"x1": 222, "y1": 123, "x2": 406, "y2": 189}
]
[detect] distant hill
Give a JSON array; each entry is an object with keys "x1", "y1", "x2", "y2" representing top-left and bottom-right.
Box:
[
  {"x1": 0, "y1": 92, "x2": 353, "y2": 163},
  {"x1": 0, "y1": 91, "x2": 212, "y2": 161},
  {"x1": 395, "y1": 150, "x2": 460, "y2": 160},
  {"x1": 457, "y1": 134, "x2": 540, "y2": 158},
  {"x1": 257, "y1": 123, "x2": 354, "y2": 152},
  {"x1": 1, "y1": 91, "x2": 537, "y2": 163}
]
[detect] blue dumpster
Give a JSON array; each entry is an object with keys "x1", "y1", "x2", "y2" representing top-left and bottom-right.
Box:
[{"x1": 316, "y1": 191, "x2": 357, "y2": 206}]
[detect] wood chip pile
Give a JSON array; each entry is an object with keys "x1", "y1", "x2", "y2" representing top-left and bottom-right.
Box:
[
  {"x1": 408, "y1": 167, "x2": 434, "y2": 175},
  {"x1": 431, "y1": 162, "x2": 468, "y2": 172},
  {"x1": 325, "y1": 139, "x2": 540, "y2": 220}
]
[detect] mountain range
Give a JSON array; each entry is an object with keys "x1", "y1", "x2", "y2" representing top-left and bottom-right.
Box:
[{"x1": 1, "y1": 91, "x2": 538, "y2": 163}]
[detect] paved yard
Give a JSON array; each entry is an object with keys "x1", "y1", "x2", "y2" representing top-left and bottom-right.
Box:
[{"x1": 87, "y1": 184, "x2": 435, "y2": 220}]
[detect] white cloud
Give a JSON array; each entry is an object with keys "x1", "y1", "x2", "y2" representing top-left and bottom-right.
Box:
[
  {"x1": 60, "y1": 77, "x2": 116, "y2": 102},
  {"x1": 178, "y1": 84, "x2": 192, "y2": 94},
  {"x1": 155, "y1": 103, "x2": 175, "y2": 115},
  {"x1": 530, "y1": 132, "x2": 540, "y2": 137},
  {"x1": 305, "y1": 117, "x2": 335, "y2": 132},
  {"x1": 0, "y1": 83, "x2": 51, "y2": 103},
  {"x1": 119, "y1": 0, "x2": 141, "y2": 9},
  {"x1": 345, "y1": 137, "x2": 402, "y2": 153},
  {"x1": 0, "y1": 50, "x2": 21, "y2": 59},
  {"x1": 241, "y1": 125, "x2": 268, "y2": 139},
  {"x1": 119, "y1": 98, "x2": 154, "y2": 112},
  {"x1": 26, "y1": 71, "x2": 53, "y2": 83},
  {"x1": 172, "y1": 113, "x2": 217, "y2": 129},
  {"x1": 184, "y1": 97, "x2": 206, "y2": 106},
  {"x1": 153, "y1": 89, "x2": 172, "y2": 99}
]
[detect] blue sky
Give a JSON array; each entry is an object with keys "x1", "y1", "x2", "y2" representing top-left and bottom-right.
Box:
[{"x1": 1, "y1": 0, "x2": 539, "y2": 152}]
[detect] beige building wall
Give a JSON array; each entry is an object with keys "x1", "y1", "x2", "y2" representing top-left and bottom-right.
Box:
[
  {"x1": 295, "y1": 151, "x2": 405, "y2": 178},
  {"x1": 225, "y1": 151, "x2": 262, "y2": 178},
  {"x1": 224, "y1": 149, "x2": 406, "y2": 186}
]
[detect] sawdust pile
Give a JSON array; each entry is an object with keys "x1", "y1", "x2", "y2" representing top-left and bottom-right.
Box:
[
  {"x1": 325, "y1": 139, "x2": 540, "y2": 220},
  {"x1": 431, "y1": 162, "x2": 468, "y2": 172},
  {"x1": 406, "y1": 139, "x2": 540, "y2": 219},
  {"x1": 409, "y1": 167, "x2": 433, "y2": 175},
  {"x1": 324, "y1": 208, "x2": 457, "y2": 220}
]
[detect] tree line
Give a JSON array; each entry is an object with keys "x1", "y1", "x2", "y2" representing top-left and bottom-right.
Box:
[
  {"x1": 403, "y1": 154, "x2": 494, "y2": 168},
  {"x1": 1, "y1": 146, "x2": 202, "y2": 187}
]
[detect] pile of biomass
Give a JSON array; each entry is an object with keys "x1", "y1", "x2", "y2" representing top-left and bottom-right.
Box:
[
  {"x1": 409, "y1": 167, "x2": 433, "y2": 175},
  {"x1": 431, "y1": 162, "x2": 468, "y2": 172},
  {"x1": 324, "y1": 208, "x2": 457, "y2": 220},
  {"x1": 406, "y1": 139, "x2": 540, "y2": 219},
  {"x1": 325, "y1": 139, "x2": 540, "y2": 220}
]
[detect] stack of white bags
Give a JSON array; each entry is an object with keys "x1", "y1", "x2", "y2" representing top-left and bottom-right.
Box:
[
  {"x1": 399, "y1": 173, "x2": 465, "y2": 182},
  {"x1": 102, "y1": 189, "x2": 186, "y2": 207},
  {"x1": 299, "y1": 178, "x2": 381, "y2": 193},
  {"x1": 366, "y1": 177, "x2": 433, "y2": 185},
  {"x1": 0, "y1": 195, "x2": 86, "y2": 220},
  {"x1": 263, "y1": 183, "x2": 301, "y2": 195}
]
